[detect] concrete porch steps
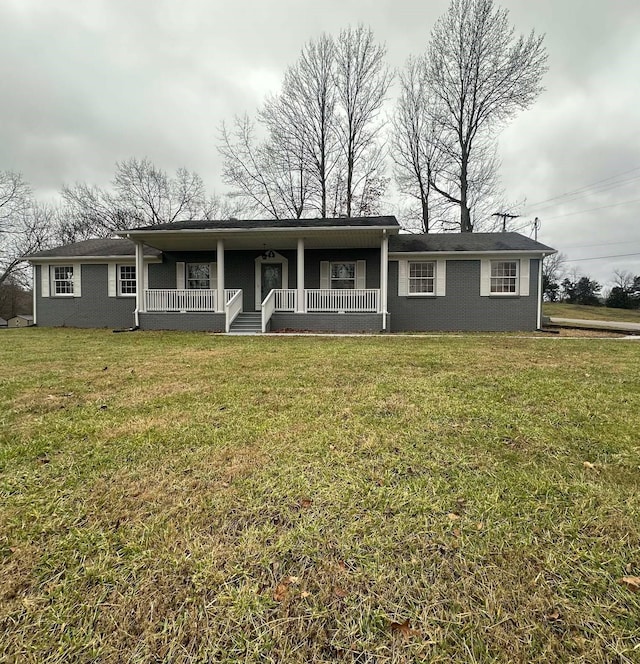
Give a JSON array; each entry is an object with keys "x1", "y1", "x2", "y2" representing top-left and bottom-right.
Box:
[{"x1": 228, "y1": 312, "x2": 262, "y2": 335}]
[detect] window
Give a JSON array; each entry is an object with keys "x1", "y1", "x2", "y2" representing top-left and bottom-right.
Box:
[
  {"x1": 330, "y1": 262, "x2": 355, "y2": 289},
  {"x1": 408, "y1": 261, "x2": 435, "y2": 294},
  {"x1": 187, "y1": 263, "x2": 210, "y2": 289},
  {"x1": 490, "y1": 261, "x2": 518, "y2": 294},
  {"x1": 52, "y1": 266, "x2": 74, "y2": 295},
  {"x1": 118, "y1": 265, "x2": 136, "y2": 295}
]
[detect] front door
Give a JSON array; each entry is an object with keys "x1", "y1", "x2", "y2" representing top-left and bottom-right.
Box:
[{"x1": 261, "y1": 263, "x2": 282, "y2": 303}]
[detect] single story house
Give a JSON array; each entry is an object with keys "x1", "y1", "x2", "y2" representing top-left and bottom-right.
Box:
[
  {"x1": 0, "y1": 317, "x2": 7, "y2": 327},
  {"x1": 8, "y1": 314, "x2": 34, "y2": 328},
  {"x1": 27, "y1": 216, "x2": 555, "y2": 333}
]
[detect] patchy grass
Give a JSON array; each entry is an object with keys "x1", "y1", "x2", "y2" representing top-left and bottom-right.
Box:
[
  {"x1": 1, "y1": 328, "x2": 639, "y2": 663},
  {"x1": 544, "y1": 302, "x2": 640, "y2": 323}
]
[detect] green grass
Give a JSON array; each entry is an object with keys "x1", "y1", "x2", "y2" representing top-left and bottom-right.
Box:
[
  {"x1": 544, "y1": 302, "x2": 640, "y2": 323},
  {"x1": 1, "y1": 328, "x2": 640, "y2": 663}
]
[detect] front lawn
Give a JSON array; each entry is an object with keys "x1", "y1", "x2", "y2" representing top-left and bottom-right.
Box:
[
  {"x1": 544, "y1": 302, "x2": 640, "y2": 323},
  {"x1": 1, "y1": 329, "x2": 639, "y2": 663}
]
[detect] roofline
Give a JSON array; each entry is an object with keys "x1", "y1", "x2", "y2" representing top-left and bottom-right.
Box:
[
  {"x1": 121, "y1": 225, "x2": 400, "y2": 237},
  {"x1": 389, "y1": 249, "x2": 556, "y2": 258},
  {"x1": 27, "y1": 255, "x2": 162, "y2": 263}
]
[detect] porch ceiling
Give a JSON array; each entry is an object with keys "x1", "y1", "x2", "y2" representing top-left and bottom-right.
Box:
[{"x1": 121, "y1": 228, "x2": 394, "y2": 252}]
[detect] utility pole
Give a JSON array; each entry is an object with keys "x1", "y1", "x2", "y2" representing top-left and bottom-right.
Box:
[
  {"x1": 492, "y1": 212, "x2": 520, "y2": 232},
  {"x1": 532, "y1": 217, "x2": 541, "y2": 241}
]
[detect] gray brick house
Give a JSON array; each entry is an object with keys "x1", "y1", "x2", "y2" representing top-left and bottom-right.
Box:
[{"x1": 27, "y1": 216, "x2": 555, "y2": 333}]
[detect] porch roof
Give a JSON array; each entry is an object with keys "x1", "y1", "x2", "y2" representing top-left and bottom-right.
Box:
[{"x1": 120, "y1": 216, "x2": 400, "y2": 251}]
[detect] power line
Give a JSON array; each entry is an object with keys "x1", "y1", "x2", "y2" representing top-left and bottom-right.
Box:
[
  {"x1": 524, "y1": 174, "x2": 640, "y2": 216},
  {"x1": 565, "y1": 252, "x2": 640, "y2": 263},
  {"x1": 541, "y1": 197, "x2": 640, "y2": 220},
  {"x1": 562, "y1": 239, "x2": 640, "y2": 250},
  {"x1": 520, "y1": 165, "x2": 640, "y2": 211}
]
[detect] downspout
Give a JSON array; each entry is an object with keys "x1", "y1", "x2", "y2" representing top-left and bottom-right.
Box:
[
  {"x1": 380, "y1": 230, "x2": 389, "y2": 331},
  {"x1": 32, "y1": 264, "x2": 37, "y2": 325},
  {"x1": 134, "y1": 239, "x2": 144, "y2": 328},
  {"x1": 536, "y1": 255, "x2": 544, "y2": 330}
]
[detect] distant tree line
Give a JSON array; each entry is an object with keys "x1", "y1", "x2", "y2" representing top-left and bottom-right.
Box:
[{"x1": 543, "y1": 254, "x2": 640, "y2": 309}]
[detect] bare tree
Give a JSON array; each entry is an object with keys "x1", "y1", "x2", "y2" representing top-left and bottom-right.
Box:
[
  {"x1": 392, "y1": 56, "x2": 456, "y2": 232},
  {"x1": 113, "y1": 158, "x2": 207, "y2": 225},
  {"x1": 219, "y1": 115, "x2": 311, "y2": 219},
  {"x1": 425, "y1": 0, "x2": 547, "y2": 231},
  {"x1": 1, "y1": 201, "x2": 55, "y2": 287},
  {"x1": 333, "y1": 25, "x2": 392, "y2": 217},
  {"x1": 0, "y1": 172, "x2": 54, "y2": 287},
  {"x1": 62, "y1": 158, "x2": 219, "y2": 239}
]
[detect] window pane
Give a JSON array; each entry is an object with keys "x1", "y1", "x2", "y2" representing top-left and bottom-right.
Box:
[
  {"x1": 330, "y1": 262, "x2": 356, "y2": 290},
  {"x1": 490, "y1": 261, "x2": 517, "y2": 293},
  {"x1": 119, "y1": 265, "x2": 136, "y2": 294},
  {"x1": 187, "y1": 263, "x2": 210, "y2": 289},
  {"x1": 53, "y1": 266, "x2": 74, "y2": 294},
  {"x1": 331, "y1": 263, "x2": 355, "y2": 280},
  {"x1": 408, "y1": 262, "x2": 435, "y2": 294}
]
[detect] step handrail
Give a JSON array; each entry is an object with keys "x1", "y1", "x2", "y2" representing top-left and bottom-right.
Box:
[
  {"x1": 261, "y1": 289, "x2": 276, "y2": 333},
  {"x1": 225, "y1": 289, "x2": 243, "y2": 333}
]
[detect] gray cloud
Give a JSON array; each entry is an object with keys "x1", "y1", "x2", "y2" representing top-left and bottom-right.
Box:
[{"x1": 1, "y1": 0, "x2": 639, "y2": 286}]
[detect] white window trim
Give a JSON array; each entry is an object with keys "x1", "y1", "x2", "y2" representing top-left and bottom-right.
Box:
[
  {"x1": 398, "y1": 259, "x2": 446, "y2": 297},
  {"x1": 50, "y1": 264, "x2": 80, "y2": 297},
  {"x1": 407, "y1": 260, "x2": 436, "y2": 297},
  {"x1": 319, "y1": 260, "x2": 366, "y2": 290},
  {"x1": 489, "y1": 259, "x2": 520, "y2": 296},
  {"x1": 480, "y1": 258, "x2": 531, "y2": 297},
  {"x1": 118, "y1": 264, "x2": 137, "y2": 297}
]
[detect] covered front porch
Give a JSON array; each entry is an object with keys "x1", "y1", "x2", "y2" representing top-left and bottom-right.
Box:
[{"x1": 123, "y1": 219, "x2": 396, "y2": 333}]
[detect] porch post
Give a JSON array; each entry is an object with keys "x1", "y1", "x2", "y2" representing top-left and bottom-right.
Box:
[
  {"x1": 135, "y1": 240, "x2": 145, "y2": 326},
  {"x1": 297, "y1": 237, "x2": 305, "y2": 313},
  {"x1": 217, "y1": 239, "x2": 225, "y2": 313},
  {"x1": 380, "y1": 230, "x2": 389, "y2": 330}
]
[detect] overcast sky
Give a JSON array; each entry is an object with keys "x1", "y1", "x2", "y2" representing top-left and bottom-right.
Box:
[{"x1": 1, "y1": 0, "x2": 639, "y2": 286}]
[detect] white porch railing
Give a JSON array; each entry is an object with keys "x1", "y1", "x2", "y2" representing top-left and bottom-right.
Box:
[
  {"x1": 261, "y1": 289, "x2": 277, "y2": 333},
  {"x1": 274, "y1": 289, "x2": 297, "y2": 311},
  {"x1": 145, "y1": 289, "x2": 217, "y2": 312},
  {"x1": 305, "y1": 289, "x2": 380, "y2": 313},
  {"x1": 225, "y1": 288, "x2": 241, "y2": 303},
  {"x1": 225, "y1": 289, "x2": 243, "y2": 332},
  {"x1": 144, "y1": 288, "x2": 242, "y2": 313}
]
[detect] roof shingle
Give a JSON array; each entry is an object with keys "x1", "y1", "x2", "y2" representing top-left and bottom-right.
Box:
[
  {"x1": 389, "y1": 232, "x2": 554, "y2": 253},
  {"x1": 26, "y1": 238, "x2": 161, "y2": 259}
]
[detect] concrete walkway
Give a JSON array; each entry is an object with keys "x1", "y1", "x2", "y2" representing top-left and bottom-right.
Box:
[{"x1": 549, "y1": 317, "x2": 640, "y2": 333}]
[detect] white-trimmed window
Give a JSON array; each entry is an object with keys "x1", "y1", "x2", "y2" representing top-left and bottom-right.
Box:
[
  {"x1": 398, "y1": 259, "x2": 446, "y2": 297},
  {"x1": 490, "y1": 260, "x2": 518, "y2": 294},
  {"x1": 187, "y1": 263, "x2": 211, "y2": 289},
  {"x1": 118, "y1": 265, "x2": 136, "y2": 295},
  {"x1": 408, "y1": 261, "x2": 435, "y2": 294},
  {"x1": 52, "y1": 265, "x2": 74, "y2": 296},
  {"x1": 330, "y1": 262, "x2": 356, "y2": 289}
]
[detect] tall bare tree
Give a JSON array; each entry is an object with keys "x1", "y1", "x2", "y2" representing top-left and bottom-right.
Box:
[
  {"x1": 425, "y1": 0, "x2": 547, "y2": 231},
  {"x1": 334, "y1": 25, "x2": 392, "y2": 217},
  {"x1": 219, "y1": 115, "x2": 311, "y2": 219},
  {"x1": 392, "y1": 56, "x2": 454, "y2": 232},
  {"x1": 260, "y1": 34, "x2": 339, "y2": 217}
]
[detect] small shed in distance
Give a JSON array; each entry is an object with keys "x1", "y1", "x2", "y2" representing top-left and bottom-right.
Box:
[{"x1": 7, "y1": 314, "x2": 34, "y2": 328}]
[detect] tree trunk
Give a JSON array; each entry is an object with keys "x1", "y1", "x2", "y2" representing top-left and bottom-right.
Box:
[
  {"x1": 460, "y1": 204, "x2": 473, "y2": 232},
  {"x1": 459, "y1": 155, "x2": 473, "y2": 232}
]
